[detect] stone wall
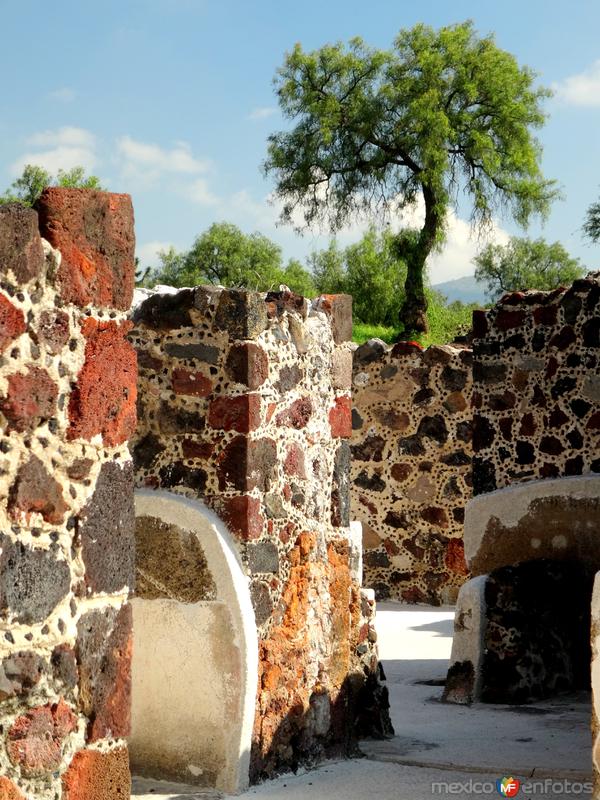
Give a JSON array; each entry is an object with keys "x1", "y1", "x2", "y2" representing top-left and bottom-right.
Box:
[
  {"x1": 0, "y1": 190, "x2": 136, "y2": 799},
  {"x1": 471, "y1": 275, "x2": 600, "y2": 495},
  {"x1": 351, "y1": 339, "x2": 472, "y2": 604},
  {"x1": 130, "y1": 289, "x2": 390, "y2": 782}
]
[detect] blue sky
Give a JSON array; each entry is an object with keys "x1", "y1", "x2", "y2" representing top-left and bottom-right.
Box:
[{"x1": 2, "y1": 0, "x2": 600, "y2": 283}]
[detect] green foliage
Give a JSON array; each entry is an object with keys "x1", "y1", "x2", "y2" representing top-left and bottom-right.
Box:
[
  {"x1": 474, "y1": 236, "x2": 586, "y2": 300},
  {"x1": 0, "y1": 164, "x2": 104, "y2": 206},
  {"x1": 583, "y1": 197, "x2": 600, "y2": 244},
  {"x1": 309, "y1": 240, "x2": 347, "y2": 294},
  {"x1": 352, "y1": 322, "x2": 398, "y2": 345},
  {"x1": 150, "y1": 221, "x2": 315, "y2": 294},
  {"x1": 420, "y1": 290, "x2": 478, "y2": 347},
  {"x1": 265, "y1": 20, "x2": 557, "y2": 331}
]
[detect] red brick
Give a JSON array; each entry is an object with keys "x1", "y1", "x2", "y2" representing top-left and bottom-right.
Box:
[
  {"x1": 36, "y1": 188, "x2": 135, "y2": 310},
  {"x1": 7, "y1": 699, "x2": 77, "y2": 775},
  {"x1": 226, "y1": 342, "x2": 269, "y2": 388},
  {"x1": 1, "y1": 367, "x2": 57, "y2": 432},
  {"x1": 171, "y1": 368, "x2": 212, "y2": 396},
  {"x1": 208, "y1": 394, "x2": 261, "y2": 433},
  {"x1": 62, "y1": 747, "x2": 131, "y2": 800},
  {"x1": 214, "y1": 495, "x2": 264, "y2": 541},
  {"x1": 329, "y1": 396, "x2": 352, "y2": 438},
  {"x1": 0, "y1": 294, "x2": 26, "y2": 352},
  {"x1": 68, "y1": 319, "x2": 137, "y2": 446},
  {"x1": 0, "y1": 777, "x2": 25, "y2": 800}
]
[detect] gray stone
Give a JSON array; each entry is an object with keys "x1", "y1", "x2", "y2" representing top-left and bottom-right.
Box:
[
  {"x1": 247, "y1": 541, "x2": 280, "y2": 574},
  {"x1": 164, "y1": 342, "x2": 220, "y2": 364}
]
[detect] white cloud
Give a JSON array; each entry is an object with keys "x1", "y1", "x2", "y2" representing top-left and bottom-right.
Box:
[
  {"x1": 117, "y1": 136, "x2": 211, "y2": 183},
  {"x1": 11, "y1": 126, "x2": 98, "y2": 175},
  {"x1": 47, "y1": 87, "x2": 76, "y2": 103},
  {"x1": 248, "y1": 106, "x2": 277, "y2": 121},
  {"x1": 136, "y1": 240, "x2": 175, "y2": 267},
  {"x1": 188, "y1": 177, "x2": 220, "y2": 206},
  {"x1": 553, "y1": 60, "x2": 600, "y2": 107}
]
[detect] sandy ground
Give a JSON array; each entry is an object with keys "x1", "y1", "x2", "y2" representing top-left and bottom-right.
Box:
[{"x1": 132, "y1": 602, "x2": 593, "y2": 800}]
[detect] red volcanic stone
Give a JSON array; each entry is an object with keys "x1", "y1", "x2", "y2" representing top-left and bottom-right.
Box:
[
  {"x1": 445, "y1": 539, "x2": 468, "y2": 576},
  {"x1": 539, "y1": 435, "x2": 563, "y2": 455},
  {"x1": 533, "y1": 304, "x2": 558, "y2": 326},
  {"x1": 208, "y1": 394, "x2": 261, "y2": 433},
  {"x1": 68, "y1": 318, "x2": 137, "y2": 446},
  {"x1": 0, "y1": 204, "x2": 45, "y2": 284},
  {"x1": 284, "y1": 442, "x2": 306, "y2": 479},
  {"x1": 37, "y1": 309, "x2": 70, "y2": 354},
  {"x1": 8, "y1": 455, "x2": 68, "y2": 524},
  {"x1": 548, "y1": 406, "x2": 569, "y2": 428},
  {"x1": 420, "y1": 506, "x2": 449, "y2": 528},
  {"x1": 7, "y1": 699, "x2": 77, "y2": 775},
  {"x1": 225, "y1": 342, "x2": 269, "y2": 389},
  {"x1": 181, "y1": 438, "x2": 215, "y2": 459},
  {"x1": 390, "y1": 463, "x2": 411, "y2": 482},
  {"x1": 35, "y1": 188, "x2": 135, "y2": 310},
  {"x1": 545, "y1": 357, "x2": 559, "y2": 379},
  {"x1": 402, "y1": 586, "x2": 428, "y2": 603},
  {"x1": 171, "y1": 368, "x2": 212, "y2": 397},
  {"x1": 472, "y1": 309, "x2": 489, "y2": 338},
  {"x1": 1, "y1": 367, "x2": 58, "y2": 432},
  {"x1": 0, "y1": 294, "x2": 26, "y2": 352},
  {"x1": 518, "y1": 413, "x2": 536, "y2": 437},
  {"x1": 329, "y1": 396, "x2": 352, "y2": 438},
  {"x1": 276, "y1": 397, "x2": 313, "y2": 429},
  {"x1": 77, "y1": 604, "x2": 132, "y2": 742},
  {"x1": 213, "y1": 495, "x2": 264, "y2": 541},
  {"x1": 494, "y1": 309, "x2": 526, "y2": 330},
  {"x1": 549, "y1": 325, "x2": 576, "y2": 351},
  {"x1": 314, "y1": 294, "x2": 352, "y2": 343},
  {"x1": 499, "y1": 417, "x2": 513, "y2": 441},
  {"x1": 586, "y1": 411, "x2": 600, "y2": 430},
  {"x1": 391, "y1": 340, "x2": 423, "y2": 356},
  {"x1": 216, "y1": 436, "x2": 277, "y2": 492},
  {"x1": 0, "y1": 777, "x2": 26, "y2": 800},
  {"x1": 62, "y1": 747, "x2": 131, "y2": 800}
]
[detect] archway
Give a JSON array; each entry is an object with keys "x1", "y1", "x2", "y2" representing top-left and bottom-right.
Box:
[{"x1": 129, "y1": 489, "x2": 258, "y2": 793}]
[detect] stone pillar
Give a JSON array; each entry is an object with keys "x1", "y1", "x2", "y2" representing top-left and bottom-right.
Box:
[
  {"x1": 131, "y1": 287, "x2": 391, "y2": 783},
  {"x1": 0, "y1": 189, "x2": 136, "y2": 799}
]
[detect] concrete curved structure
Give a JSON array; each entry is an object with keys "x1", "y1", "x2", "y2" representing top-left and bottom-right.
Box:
[{"x1": 130, "y1": 490, "x2": 258, "y2": 793}]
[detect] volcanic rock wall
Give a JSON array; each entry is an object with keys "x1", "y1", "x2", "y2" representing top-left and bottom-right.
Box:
[
  {"x1": 130, "y1": 289, "x2": 389, "y2": 781},
  {"x1": 351, "y1": 339, "x2": 472, "y2": 604},
  {"x1": 0, "y1": 191, "x2": 136, "y2": 799},
  {"x1": 471, "y1": 275, "x2": 600, "y2": 494}
]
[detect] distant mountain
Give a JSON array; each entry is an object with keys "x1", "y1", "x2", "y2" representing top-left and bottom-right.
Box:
[{"x1": 432, "y1": 274, "x2": 488, "y2": 305}]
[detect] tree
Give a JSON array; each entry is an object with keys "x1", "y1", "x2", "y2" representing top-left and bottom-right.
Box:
[
  {"x1": 309, "y1": 240, "x2": 347, "y2": 294},
  {"x1": 474, "y1": 236, "x2": 585, "y2": 300},
  {"x1": 265, "y1": 21, "x2": 557, "y2": 334},
  {"x1": 150, "y1": 221, "x2": 315, "y2": 294},
  {"x1": 583, "y1": 196, "x2": 600, "y2": 243},
  {"x1": 1, "y1": 164, "x2": 104, "y2": 206}
]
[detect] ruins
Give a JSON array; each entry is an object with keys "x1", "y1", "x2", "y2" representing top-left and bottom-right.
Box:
[{"x1": 0, "y1": 187, "x2": 599, "y2": 798}]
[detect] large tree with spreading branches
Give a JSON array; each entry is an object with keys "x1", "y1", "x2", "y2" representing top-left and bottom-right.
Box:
[{"x1": 265, "y1": 21, "x2": 558, "y2": 333}]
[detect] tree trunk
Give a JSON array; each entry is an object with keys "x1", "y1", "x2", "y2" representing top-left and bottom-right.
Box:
[{"x1": 398, "y1": 184, "x2": 442, "y2": 337}]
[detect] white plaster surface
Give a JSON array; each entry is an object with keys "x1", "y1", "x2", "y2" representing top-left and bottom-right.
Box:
[
  {"x1": 133, "y1": 602, "x2": 592, "y2": 799},
  {"x1": 464, "y1": 473, "x2": 600, "y2": 567},
  {"x1": 131, "y1": 490, "x2": 258, "y2": 794},
  {"x1": 446, "y1": 575, "x2": 487, "y2": 701}
]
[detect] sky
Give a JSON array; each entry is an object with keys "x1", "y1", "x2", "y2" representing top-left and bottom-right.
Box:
[{"x1": 2, "y1": 0, "x2": 600, "y2": 284}]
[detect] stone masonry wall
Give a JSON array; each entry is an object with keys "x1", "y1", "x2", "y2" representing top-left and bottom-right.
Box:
[
  {"x1": 130, "y1": 289, "x2": 390, "y2": 782},
  {"x1": 0, "y1": 190, "x2": 136, "y2": 800},
  {"x1": 351, "y1": 339, "x2": 472, "y2": 604},
  {"x1": 471, "y1": 274, "x2": 600, "y2": 495}
]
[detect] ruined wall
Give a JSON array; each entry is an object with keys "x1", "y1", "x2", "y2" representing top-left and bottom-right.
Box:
[
  {"x1": 130, "y1": 289, "x2": 388, "y2": 782},
  {"x1": 351, "y1": 339, "x2": 472, "y2": 604},
  {"x1": 0, "y1": 190, "x2": 136, "y2": 799},
  {"x1": 471, "y1": 275, "x2": 600, "y2": 494}
]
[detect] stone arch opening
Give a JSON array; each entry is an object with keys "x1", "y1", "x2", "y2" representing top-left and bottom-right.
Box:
[
  {"x1": 444, "y1": 475, "x2": 600, "y2": 705},
  {"x1": 129, "y1": 489, "x2": 258, "y2": 793}
]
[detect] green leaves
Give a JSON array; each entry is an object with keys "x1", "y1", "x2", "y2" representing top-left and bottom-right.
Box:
[
  {"x1": 474, "y1": 236, "x2": 586, "y2": 300},
  {"x1": 0, "y1": 164, "x2": 105, "y2": 207},
  {"x1": 583, "y1": 197, "x2": 600, "y2": 244}
]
